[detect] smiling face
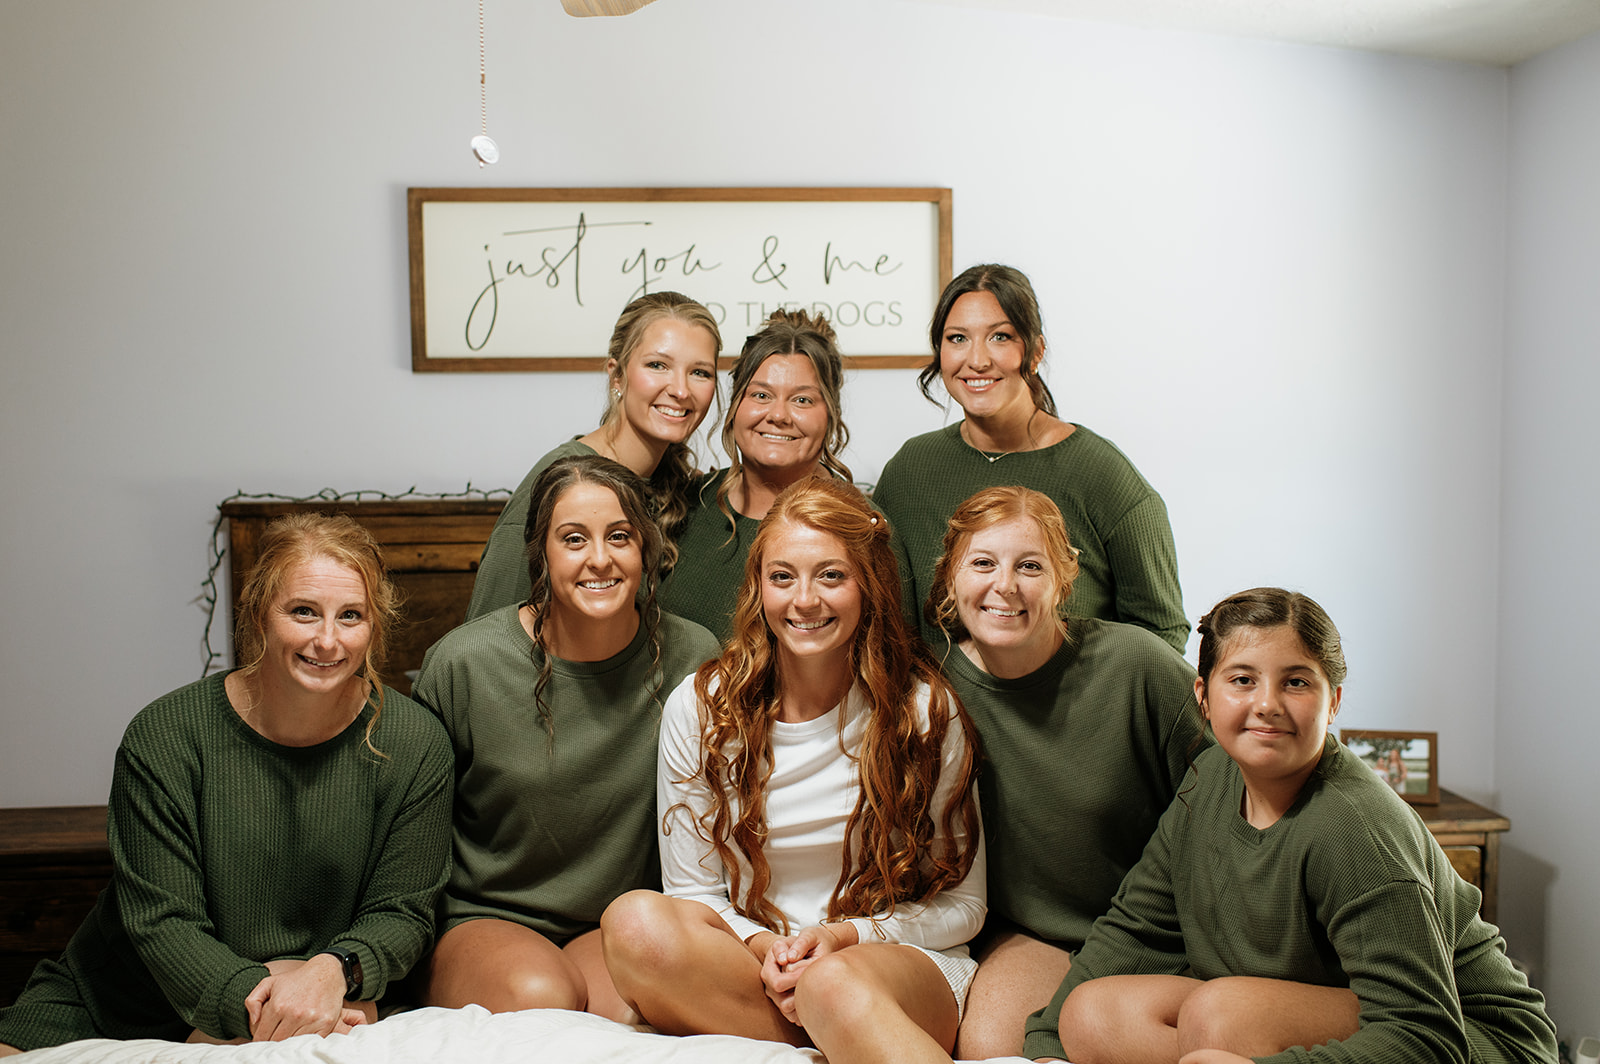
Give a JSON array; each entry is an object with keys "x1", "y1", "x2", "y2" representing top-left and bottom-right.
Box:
[
  {"x1": 1198, "y1": 624, "x2": 1343, "y2": 797},
  {"x1": 951, "y1": 516, "x2": 1065, "y2": 677},
  {"x1": 759, "y1": 521, "x2": 863, "y2": 673},
  {"x1": 262, "y1": 556, "x2": 373, "y2": 699},
  {"x1": 544, "y1": 481, "x2": 644, "y2": 628},
  {"x1": 939, "y1": 290, "x2": 1041, "y2": 427},
  {"x1": 733, "y1": 353, "x2": 828, "y2": 481},
  {"x1": 611, "y1": 316, "x2": 719, "y2": 450}
]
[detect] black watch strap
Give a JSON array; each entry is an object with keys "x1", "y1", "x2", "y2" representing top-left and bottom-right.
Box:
[{"x1": 318, "y1": 946, "x2": 363, "y2": 998}]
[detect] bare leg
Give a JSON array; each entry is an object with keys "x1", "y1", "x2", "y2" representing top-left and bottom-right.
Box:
[
  {"x1": 0, "y1": 1044, "x2": 24, "y2": 1057},
  {"x1": 600, "y1": 889, "x2": 804, "y2": 1046},
  {"x1": 421, "y1": 918, "x2": 587, "y2": 1013},
  {"x1": 1176, "y1": 977, "x2": 1359, "y2": 1058},
  {"x1": 1058, "y1": 974, "x2": 1203, "y2": 1064},
  {"x1": 794, "y1": 943, "x2": 958, "y2": 1064},
  {"x1": 562, "y1": 927, "x2": 636, "y2": 1024},
  {"x1": 955, "y1": 928, "x2": 1073, "y2": 1059}
]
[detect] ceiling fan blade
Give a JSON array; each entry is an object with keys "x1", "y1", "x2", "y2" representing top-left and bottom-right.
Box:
[{"x1": 561, "y1": 0, "x2": 658, "y2": 15}]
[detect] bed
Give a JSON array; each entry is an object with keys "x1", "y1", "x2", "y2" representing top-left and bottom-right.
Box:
[{"x1": 12, "y1": 1005, "x2": 1032, "y2": 1063}]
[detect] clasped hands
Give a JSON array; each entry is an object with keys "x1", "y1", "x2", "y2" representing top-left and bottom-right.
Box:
[
  {"x1": 751, "y1": 921, "x2": 860, "y2": 1026},
  {"x1": 244, "y1": 956, "x2": 368, "y2": 1041}
]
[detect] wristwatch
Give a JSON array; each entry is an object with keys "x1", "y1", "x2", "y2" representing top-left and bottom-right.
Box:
[{"x1": 318, "y1": 946, "x2": 363, "y2": 998}]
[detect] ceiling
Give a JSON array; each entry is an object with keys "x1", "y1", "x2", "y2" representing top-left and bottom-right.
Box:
[{"x1": 915, "y1": 0, "x2": 1600, "y2": 66}]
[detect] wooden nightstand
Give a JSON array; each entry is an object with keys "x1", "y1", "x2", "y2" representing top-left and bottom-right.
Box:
[
  {"x1": 0, "y1": 806, "x2": 111, "y2": 1007},
  {"x1": 1415, "y1": 788, "x2": 1510, "y2": 924}
]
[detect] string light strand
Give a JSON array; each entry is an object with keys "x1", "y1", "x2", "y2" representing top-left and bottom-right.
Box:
[{"x1": 198, "y1": 483, "x2": 511, "y2": 677}]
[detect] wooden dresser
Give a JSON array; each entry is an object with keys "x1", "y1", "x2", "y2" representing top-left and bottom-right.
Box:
[
  {"x1": 1416, "y1": 789, "x2": 1512, "y2": 924},
  {"x1": 0, "y1": 806, "x2": 113, "y2": 1006},
  {"x1": 0, "y1": 790, "x2": 1513, "y2": 1006},
  {"x1": 220, "y1": 497, "x2": 506, "y2": 695}
]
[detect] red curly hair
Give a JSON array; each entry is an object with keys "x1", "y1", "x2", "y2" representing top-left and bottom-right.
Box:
[{"x1": 684, "y1": 477, "x2": 980, "y2": 934}]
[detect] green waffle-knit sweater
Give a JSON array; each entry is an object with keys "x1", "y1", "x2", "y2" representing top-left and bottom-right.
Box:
[
  {"x1": 657, "y1": 470, "x2": 759, "y2": 643},
  {"x1": 0, "y1": 673, "x2": 453, "y2": 1049},
  {"x1": 939, "y1": 618, "x2": 1205, "y2": 951},
  {"x1": 413, "y1": 604, "x2": 719, "y2": 942},
  {"x1": 1022, "y1": 738, "x2": 1557, "y2": 1064},
  {"x1": 465, "y1": 438, "x2": 597, "y2": 621},
  {"x1": 873, "y1": 423, "x2": 1188, "y2": 652}
]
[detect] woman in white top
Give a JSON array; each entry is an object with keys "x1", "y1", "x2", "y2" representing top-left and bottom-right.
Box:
[{"x1": 601, "y1": 477, "x2": 985, "y2": 1064}]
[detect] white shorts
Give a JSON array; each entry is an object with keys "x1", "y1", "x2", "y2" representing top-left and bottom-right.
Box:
[{"x1": 906, "y1": 943, "x2": 979, "y2": 1023}]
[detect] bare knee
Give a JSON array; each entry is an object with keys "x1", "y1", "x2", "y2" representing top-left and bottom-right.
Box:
[
  {"x1": 505, "y1": 964, "x2": 584, "y2": 1012},
  {"x1": 1176, "y1": 977, "x2": 1358, "y2": 1058},
  {"x1": 793, "y1": 952, "x2": 883, "y2": 1031},
  {"x1": 1057, "y1": 981, "x2": 1125, "y2": 1064},
  {"x1": 599, "y1": 890, "x2": 693, "y2": 992}
]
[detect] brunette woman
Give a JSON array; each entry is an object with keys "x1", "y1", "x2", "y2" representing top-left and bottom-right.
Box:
[
  {"x1": 1026, "y1": 589, "x2": 1555, "y2": 1064},
  {"x1": 659, "y1": 308, "x2": 852, "y2": 641},
  {"x1": 466, "y1": 291, "x2": 721, "y2": 620},
  {"x1": 924, "y1": 487, "x2": 1204, "y2": 1059},
  {"x1": 601, "y1": 478, "x2": 984, "y2": 1064},
  {"x1": 414, "y1": 455, "x2": 719, "y2": 1019},
  {"x1": 0, "y1": 515, "x2": 452, "y2": 1054},
  {"x1": 873, "y1": 264, "x2": 1188, "y2": 652}
]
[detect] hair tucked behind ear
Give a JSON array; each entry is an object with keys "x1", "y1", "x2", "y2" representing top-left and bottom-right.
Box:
[
  {"x1": 919, "y1": 263, "x2": 1055, "y2": 418},
  {"x1": 682, "y1": 477, "x2": 979, "y2": 934},
  {"x1": 234, "y1": 512, "x2": 401, "y2": 755},
  {"x1": 926, "y1": 486, "x2": 1080, "y2": 642}
]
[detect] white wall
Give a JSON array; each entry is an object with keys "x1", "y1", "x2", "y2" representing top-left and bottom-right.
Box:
[
  {"x1": 1, "y1": 0, "x2": 1549, "y2": 1018},
  {"x1": 1501, "y1": 28, "x2": 1600, "y2": 1041}
]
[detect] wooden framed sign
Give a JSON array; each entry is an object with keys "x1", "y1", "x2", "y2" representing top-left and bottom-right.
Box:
[{"x1": 407, "y1": 187, "x2": 952, "y2": 372}]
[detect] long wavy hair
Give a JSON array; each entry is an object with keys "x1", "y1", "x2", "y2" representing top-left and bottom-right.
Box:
[
  {"x1": 523, "y1": 455, "x2": 669, "y2": 741},
  {"x1": 684, "y1": 477, "x2": 980, "y2": 934},
  {"x1": 596, "y1": 292, "x2": 723, "y2": 558},
  {"x1": 715, "y1": 308, "x2": 852, "y2": 536},
  {"x1": 234, "y1": 512, "x2": 401, "y2": 754},
  {"x1": 917, "y1": 263, "x2": 1058, "y2": 419},
  {"x1": 925, "y1": 486, "x2": 1081, "y2": 643}
]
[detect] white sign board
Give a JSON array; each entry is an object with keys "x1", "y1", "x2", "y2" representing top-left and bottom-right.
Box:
[{"x1": 408, "y1": 188, "x2": 951, "y2": 371}]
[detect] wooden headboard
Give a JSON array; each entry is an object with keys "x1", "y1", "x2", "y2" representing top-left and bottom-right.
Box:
[{"x1": 221, "y1": 499, "x2": 507, "y2": 695}]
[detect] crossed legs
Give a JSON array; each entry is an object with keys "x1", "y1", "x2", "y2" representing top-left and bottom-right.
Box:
[{"x1": 601, "y1": 889, "x2": 958, "y2": 1064}]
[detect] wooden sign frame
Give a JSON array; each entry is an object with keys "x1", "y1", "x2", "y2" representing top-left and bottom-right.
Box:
[{"x1": 407, "y1": 187, "x2": 953, "y2": 372}]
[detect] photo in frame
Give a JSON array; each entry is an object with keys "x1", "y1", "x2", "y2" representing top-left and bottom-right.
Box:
[
  {"x1": 1340, "y1": 729, "x2": 1440, "y2": 805},
  {"x1": 407, "y1": 187, "x2": 952, "y2": 372}
]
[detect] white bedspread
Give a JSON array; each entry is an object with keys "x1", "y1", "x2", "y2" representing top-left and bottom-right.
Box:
[{"x1": 13, "y1": 1005, "x2": 1033, "y2": 1063}]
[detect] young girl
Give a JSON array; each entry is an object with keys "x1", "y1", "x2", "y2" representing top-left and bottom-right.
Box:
[
  {"x1": 413, "y1": 456, "x2": 720, "y2": 1019},
  {"x1": 1023, "y1": 588, "x2": 1556, "y2": 1064},
  {"x1": 600, "y1": 478, "x2": 985, "y2": 1064},
  {"x1": 872, "y1": 264, "x2": 1187, "y2": 653},
  {"x1": 466, "y1": 291, "x2": 722, "y2": 620},
  {"x1": 924, "y1": 487, "x2": 1204, "y2": 1059}
]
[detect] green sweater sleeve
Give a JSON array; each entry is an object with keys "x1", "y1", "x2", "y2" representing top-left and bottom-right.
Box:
[
  {"x1": 109, "y1": 740, "x2": 268, "y2": 1039},
  {"x1": 1100, "y1": 489, "x2": 1188, "y2": 653},
  {"x1": 327, "y1": 712, "x2": 454, "y2": 1001}
]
